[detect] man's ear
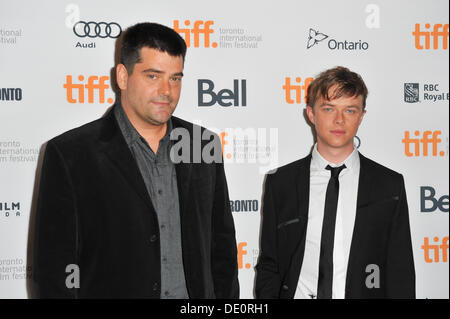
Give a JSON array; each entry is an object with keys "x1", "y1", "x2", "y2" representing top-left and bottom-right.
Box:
[
  {"x1": 306, "y1": 105, "x2": 315, "y2": 125},
  {"x1": 358, "y1": 109, "x2": 367, "y2": 125},
  {"x1": 116, "y1": 64, "x2": 128, "y2": 90}
]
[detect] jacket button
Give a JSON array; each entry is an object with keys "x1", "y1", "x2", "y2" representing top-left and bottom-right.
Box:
[
  {"x1": 150, "y1": 235, "x2": 158, "y2": 243},
  {"x1": 282, "y1": 285, "x2": 289, "y2": 291},
  {"x1": 153, "y1": 283, "x2": 159, "y2": 291}
]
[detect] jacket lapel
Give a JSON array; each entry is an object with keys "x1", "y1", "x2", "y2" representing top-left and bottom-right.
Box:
[
  {"x1": 355, "y1": 153, "x2": 372, "y2": 209},
  {"x1": 170, "y1": 117, "x2": 194, "y2": 225},
  {"x1": 99, "y1": 106, "x2": 154, "y2": 211},
  {"x1": 282, "y1": 154, "x2": 312, "y2": 298},
  {"x1": 345, "y1": 152, "x2": 371, "y2": 297}
]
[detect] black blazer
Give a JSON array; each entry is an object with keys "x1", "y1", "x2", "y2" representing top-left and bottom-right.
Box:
[
  {"x1": 255, "y1": 153, "x2": 415, "y2": 299},
  {"x1": 33, "y1": 105, "x2": 239, "y2": 298}
]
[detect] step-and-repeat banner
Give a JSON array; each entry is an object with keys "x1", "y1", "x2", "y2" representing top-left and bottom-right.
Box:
[{"x1": 0, "y1": 0, "x2": 448, "y2": 299}]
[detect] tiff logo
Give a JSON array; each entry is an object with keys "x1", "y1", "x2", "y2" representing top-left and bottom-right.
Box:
[
  {"x1": 412, "y1": 23, "x2": 449, "y2": 50},
  {"x1": 173, "y1": 20, "x2": 217, "y2": 48},
  {"x1": 63, "y1": 75, "x2": 114, "y2": 104},
  {"x1": 237, "y1": 242, "x2": 255, "y2": 270},
  {"x1": 422, "y1": 236, "x2": 449, "y2": 263},
  {"x1": 283, "y1": 77, "x2": 314, "y2": 104},
  {"x1": 402, "y1": 130, "x2": 445, "y2": 157}
]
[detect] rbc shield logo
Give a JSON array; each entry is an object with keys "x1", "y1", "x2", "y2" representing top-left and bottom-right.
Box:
[{"x1": 404, "y1": 83, "x2": 420, "y2": 103}]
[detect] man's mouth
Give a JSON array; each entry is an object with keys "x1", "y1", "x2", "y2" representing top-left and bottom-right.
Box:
[{"x1": 330, "y1": 130, "x2": 346, "y2": 136}]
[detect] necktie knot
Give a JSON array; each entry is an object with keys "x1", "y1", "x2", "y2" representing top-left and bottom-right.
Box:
[{"x1": 326, "y1": 164, "x2": 346, "y2": 179}]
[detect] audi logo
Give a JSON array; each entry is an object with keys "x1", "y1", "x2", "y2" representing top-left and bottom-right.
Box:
[{"x1": 73, "y1": 21, "x2": 122, "y2": 39}]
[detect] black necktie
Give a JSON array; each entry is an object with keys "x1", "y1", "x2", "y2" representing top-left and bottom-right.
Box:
[{"x1": 317, "y1": 164, "x2": 346, "y2": 299}]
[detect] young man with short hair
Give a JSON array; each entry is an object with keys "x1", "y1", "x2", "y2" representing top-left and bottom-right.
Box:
[{"x1": 255, "y1": 66, "x2": 415, "y2": 299}]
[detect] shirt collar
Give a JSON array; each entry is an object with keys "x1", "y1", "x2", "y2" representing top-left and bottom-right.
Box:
[
  {"x1": 311, "y1": 144, "x2": 360, "y2": 173},
  {"x1": 114, "y1": 103, "x2": 173, "y2": 147}
]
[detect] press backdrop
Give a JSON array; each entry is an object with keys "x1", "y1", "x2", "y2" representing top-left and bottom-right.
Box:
[{"x1": 0, "y1": 0, "x2": 448, "y2": 299}]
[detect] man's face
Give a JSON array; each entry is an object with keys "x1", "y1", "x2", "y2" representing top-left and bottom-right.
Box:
[
  {"x1": 117, "y1": 47, "x2": 184, "y2": 126},
  {"x1": 306, "y1": 86, "x2": 366, "y2": 153}
]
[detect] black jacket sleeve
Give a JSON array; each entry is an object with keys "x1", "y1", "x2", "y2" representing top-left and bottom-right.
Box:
[
  {"x1": 255, "y1": 174, "x2": 282, "y2": 298},
  {"x1": 211, "y1": 159, "x2": 240, "y2": 299},
  {"x1": 33, "y1": 141, "x2": 79, "y2": 298},
  {"x1": 385, "y1": 174, "x2": 416, "y2": 298}
]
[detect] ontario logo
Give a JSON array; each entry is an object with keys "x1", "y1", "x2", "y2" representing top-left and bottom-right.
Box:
[{"x1": 306, "y1": 28, "x2": 369, "y2": 51}]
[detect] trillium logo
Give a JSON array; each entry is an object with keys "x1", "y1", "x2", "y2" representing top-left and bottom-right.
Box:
[
  {"x1": 307, "y1": 28, "x2": 328, "y2": 49},
  {"x1": 306, "y1": 28, "x2": 369, "y2": 51}
]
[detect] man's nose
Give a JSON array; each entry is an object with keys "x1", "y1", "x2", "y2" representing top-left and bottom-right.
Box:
[
  {"x1": 158, "y1": 79, "x2": 171, "y2": 96},
  {"x1": 334, "y1": 110, "x2": 345, "y2": 125}
]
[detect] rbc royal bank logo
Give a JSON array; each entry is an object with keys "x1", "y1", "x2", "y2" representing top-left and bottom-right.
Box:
[
  {"x1": 404, "y1": 83, "x2": 449, "y2": 103},
  {"x1": 404, "y1": 83, "x2": 420, "y2": 103}
]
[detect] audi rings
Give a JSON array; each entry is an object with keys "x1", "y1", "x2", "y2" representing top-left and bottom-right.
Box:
[{"x1": 73, "y1": 21, "x2": 122, "y2": 38}]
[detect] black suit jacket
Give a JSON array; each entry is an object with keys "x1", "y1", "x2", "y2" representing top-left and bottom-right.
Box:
[
  {"x1": 255, "y1": 153, "x2": 415, "y2": 299},
  {"x1": 33, "y1": 106, "x2": 239, "y2": 298}
]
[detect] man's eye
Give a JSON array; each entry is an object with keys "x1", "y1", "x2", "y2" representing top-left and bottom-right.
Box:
[
  {"x1": 148, "y1": 74, "x2": 157, "y2": 79},
  {"x1": 171, "y1": 77, "x2": 182, "y2": 82}
]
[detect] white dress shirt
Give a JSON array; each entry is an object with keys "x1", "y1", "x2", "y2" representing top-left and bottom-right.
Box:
[{"x1": 294, "y1": 144, "x2": 360, "y2": 299}]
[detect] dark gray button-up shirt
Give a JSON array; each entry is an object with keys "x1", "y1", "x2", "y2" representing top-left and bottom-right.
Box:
[{"x1": 114, "y1": 105, "x2": 189, "y2": 299}]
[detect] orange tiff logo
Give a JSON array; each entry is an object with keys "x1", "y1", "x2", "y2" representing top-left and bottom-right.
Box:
[
  {"x1": 173, "y1": 20, "x2": 217, "y2": 48},
  {"x1": 422, "y1": 236, "x2": 449, "y2": 263},
  {"x1": 283, "y1": 77, "x2": 314, "y2": 104},
  {"x1": 63, "y1": 75, "x2": 114, "y2": 104},
  {"x1": 402, "y1": 130, "x2": 445, "y2": 157},
  {"x1": 237, "y1": 242, "x2": 252, "y2": 270},
  {"x1": 413, "y1": 23, "x2": 449, "y2": 50}
]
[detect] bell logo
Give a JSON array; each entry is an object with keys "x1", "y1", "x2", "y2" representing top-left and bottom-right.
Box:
[
  {"x1": 420, "y1": 186, "x2": 449, "y2": 213},
  {"x1": 63, "y1": 75, "x2": 114, "y2": 104},
  {"x1": 421, "y1": 236, "x2": 449, "y2": 263},
  {"x1": 412, "y1": 23, "x2": 449, "y2": 50},
  {"x1": 283, "y1": 77, "x2": 314, "y2": 104},
  {"x1": 198, "y1": 79, "x2": 246, "y2": 107},
  {"x1": 402, "y1": 130, "x2": 445, "y2": 157},
  {"x1": 173, "y1": 20, "x2": 217, "y2": 48}
]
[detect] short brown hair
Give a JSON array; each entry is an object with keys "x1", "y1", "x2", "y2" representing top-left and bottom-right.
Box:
[{"x1": 306, "y1": 66, "x2": 368, "y2": 109}]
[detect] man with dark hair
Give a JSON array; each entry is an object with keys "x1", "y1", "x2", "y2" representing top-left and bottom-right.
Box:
[
  {"x1": 33, "y1": 22, "x2": 239, "y2": 299},
  {"x1": 255, "y1": 66, "x2": 415, "y2": 299}
]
